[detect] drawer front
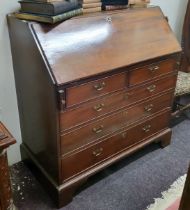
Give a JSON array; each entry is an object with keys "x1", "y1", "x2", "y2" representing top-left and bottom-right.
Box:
[
  {"x1": 129, "y1": 59, "x2": 177, "y2": 86},
  {"x1": 60, "y1": 91, "x2": 173, "y2": 155},
  {"x1": 61, "y1": 110, "x2": 170, "y2": 181},
  {"x1": 66, "y1": 72, "x2": 126, "y2": 107},
  {"x1": 60, "y1": 74, "x2": 177, "y2": 131}
]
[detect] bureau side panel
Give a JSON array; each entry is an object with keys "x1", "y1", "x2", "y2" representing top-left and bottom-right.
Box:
[{"x1": 7, "y1": 16, "x2": 60, "y2": 183}]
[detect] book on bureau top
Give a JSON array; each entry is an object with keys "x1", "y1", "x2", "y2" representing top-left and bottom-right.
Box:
[
  {"x1": 82, "y1": 0, "x2": 101, "y2": 4},
  {"x1": 14, "y1": 8, "x2": 83, "y2": 24},
  {"x1": 83, "y1": 2, "x2": 102, "y2": 9},
  {"x1": 102, "y1": 0, "x2": 128, "y2": 5},
  {"x1": 129, "y1": 0, "x2": 150, "y2": 4},
  {"x1": 102, "y1": 5, "x2": 128, "y2": 10},
  {"x1": 19, "y1": 0, "x2": 80, "y2": 16},
  {"x1": 25, "y1": 0, "x2": 64, "y2": 2},
  {"x1": 83, "y1": 7, "x2": 101, "y2": 13}
]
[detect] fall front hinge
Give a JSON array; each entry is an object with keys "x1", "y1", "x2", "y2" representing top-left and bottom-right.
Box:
[{"x1": 58, "y1": 90, "x2": 66, "y2": 111}]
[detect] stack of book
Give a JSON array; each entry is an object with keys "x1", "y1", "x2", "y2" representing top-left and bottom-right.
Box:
[
  {"x1": 82, "y1": 0, "x2": 102, "y2": 14},
  {"x1": 14, "y1": 0, "x2": 83, "y2": 24},
  {"x1": 102, "y1": 0, "x2": 128, "y2": 11},
  {"x1": 129, "y1": 0, "x2": 150, "y2": 8}
]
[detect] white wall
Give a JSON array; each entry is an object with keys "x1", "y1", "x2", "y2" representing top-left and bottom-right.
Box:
[
  {"x1": 0, "y1": 1, "x2": 20, "y2": 164},
  {"x1": 151, "y1": 0, "x2": 188, "y2": 40},
  {"x1": 0, "y1": 0, "x2": 188, "y2": 165}
]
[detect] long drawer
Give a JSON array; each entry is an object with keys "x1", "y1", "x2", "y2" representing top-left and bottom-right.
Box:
[
  {"x1": 129, "y1": 58, "x2": 177, "y2": 86},
  {"x1": 66, "y1": 72, "x2": 126, "y2": 107},
  {"x1": 61, "y1": 110, "x2": 171, "y2": 181},
  {"x1": 60, "y1": 74, "x2": 177, "y2": 131},
  {"x1": 60, "y1": 91, "x2": 173, "y2": 155}
]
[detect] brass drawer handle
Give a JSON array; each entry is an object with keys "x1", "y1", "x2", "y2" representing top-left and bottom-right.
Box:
[
  {"x1": 148, "y1": 65, "x2": 160, "y2": 72},
  {"x1": 144, "y1": 104, "x2": 154, "y2": 112},
  {"x1": 92, "y1": 125, "x2": 104, "y2": 134},
  {"x1": 94, "y1": 82, "x2": 106, "y2": 91},
  {"x1": 92, "y1": 148, "x2": 103, "y2": 157},
  {"x1": 147, "y1": 84, "x2": 156, "y2": 92},
  {"x1": 94, "y1": 103, "x2": 105, "y2": 112},
  {"x1": 142, "y1": 125, "x2": 151, "y2": 133}
]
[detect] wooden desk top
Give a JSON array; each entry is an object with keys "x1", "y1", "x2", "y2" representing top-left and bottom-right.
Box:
[
  {"x1": 31, "y1": 7, "x2": 181, "y2": 85},
  {"x1": 0, "y1": 123, "x2": 16, "y2": 150}
]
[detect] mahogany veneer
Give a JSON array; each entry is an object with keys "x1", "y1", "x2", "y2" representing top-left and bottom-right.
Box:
[{"x1": 8, "y1": 7, "x2": 181, "y2": 208}]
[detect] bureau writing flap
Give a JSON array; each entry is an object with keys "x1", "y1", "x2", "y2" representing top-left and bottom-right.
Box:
[{"x1": 31, "y1": 7, "x2": 181, "y2": 85}]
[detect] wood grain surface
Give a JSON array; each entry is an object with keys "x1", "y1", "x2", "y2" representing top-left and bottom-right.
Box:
[{"x1": 32, "y1": 7, "x2": 181, "y2": 85}]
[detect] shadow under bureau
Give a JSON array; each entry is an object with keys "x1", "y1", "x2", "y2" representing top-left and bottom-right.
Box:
[{"x1": 8, "y1": 7, "x2": 181, "y2": 208}]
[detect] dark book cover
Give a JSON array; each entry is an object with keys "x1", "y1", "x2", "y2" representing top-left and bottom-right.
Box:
[
  {"x1": 19, "y1": 0, "x2": 81, "y2": 16},
  {"x1": 14, "y1": 8, "x2": 83, "y2": 24},
  {"x1": 102, "y1": 0, "x2": 128, "y2": 6},
  {"x1": 102, "y1": 5, "x2": 128, "y2": 10}
]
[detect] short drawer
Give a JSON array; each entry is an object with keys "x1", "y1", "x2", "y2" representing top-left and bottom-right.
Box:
[
  {"x1": 66, "y1": 72, "x2": 126, "y2": 107},
  {"x1": 60, "y1": 91, "x2": 173, "y2": 155},
  {"x1": 129, "y1": 58, "x2": 177, "y2": 86},
  {"x1": 60, "y1": 74, "x2": 177, "y2": 131},
  {"x1": 61, "y1": 110, "x2": 170, "y2": 181}
]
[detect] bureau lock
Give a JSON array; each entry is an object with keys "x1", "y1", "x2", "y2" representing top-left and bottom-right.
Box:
[{"x1": 105, "y1": 16, "x2": 112, "y2": 23}]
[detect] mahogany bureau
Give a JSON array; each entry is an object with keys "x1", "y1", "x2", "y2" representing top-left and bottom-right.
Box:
[{"x1": 8, "y1": 7, "x2": 181, "y2": 207}]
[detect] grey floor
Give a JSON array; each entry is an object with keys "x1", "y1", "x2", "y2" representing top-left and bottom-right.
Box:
[{"x1": 11, "y1": 118, "x2": 190, "y2": 210}]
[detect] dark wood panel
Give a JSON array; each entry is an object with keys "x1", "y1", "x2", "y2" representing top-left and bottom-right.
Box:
[
  {"x1": 60, "y1": 74, "x2": 177, "y2": 131},
  {"x1": 32, "y1": 7, "x2": 181, "y2": 85},
  {"x1": 60, "y1": 91, "x2": 173, "y2": 155},
  {"x1": 61, "y1": 110, "x2": 170, "y2": 181},
  {"x1": 66, "y1": 72, "x2": 126, "y2": 107},
  {"x1": 129, "y1": 58, "x2": 177, "y2": 86},
  {"x1": 7, "y1": 16, "x2": 61, "y2": 184}
]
